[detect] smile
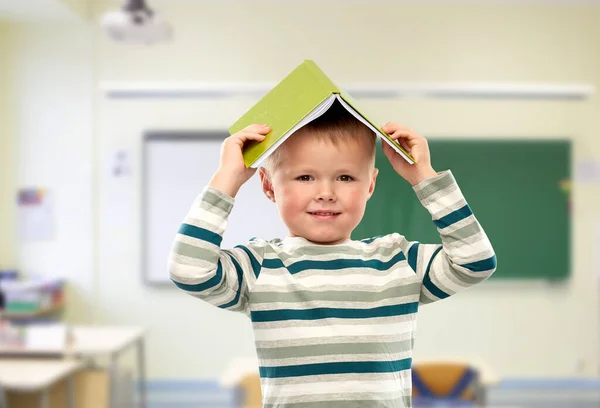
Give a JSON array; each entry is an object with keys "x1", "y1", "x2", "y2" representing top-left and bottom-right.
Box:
[{"x1": 308, "y1": 212, "x2": 341, "y2": 218}]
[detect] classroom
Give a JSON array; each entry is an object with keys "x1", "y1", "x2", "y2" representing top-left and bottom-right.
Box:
[{"x1": 0, "y1": 0, "x2": 599, "y2": 407}]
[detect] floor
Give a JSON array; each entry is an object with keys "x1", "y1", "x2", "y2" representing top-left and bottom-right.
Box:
[{"x1": 134, "y1": 379, "x2": 600, "y2": 408}]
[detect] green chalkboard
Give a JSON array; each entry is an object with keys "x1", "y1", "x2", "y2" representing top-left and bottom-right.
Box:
[{"x1": 353, "y1": 139, "x2": 571, "y2": 280}]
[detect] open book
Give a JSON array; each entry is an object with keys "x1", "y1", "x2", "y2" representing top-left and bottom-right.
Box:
[{"x1": 229, "y1": 60, "x2": 416, "y2": 168}]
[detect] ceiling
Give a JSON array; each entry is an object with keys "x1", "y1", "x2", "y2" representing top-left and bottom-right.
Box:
[
  {"x1": 0, "y1": 0, "x2": 82, "y2": 22},
  {"x1": 1, "y1": 0, "x2": 599, "y2": 23}
]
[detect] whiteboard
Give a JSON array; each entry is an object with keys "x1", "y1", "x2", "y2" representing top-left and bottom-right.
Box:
[{"x1": 142, "y1": 131, "x2": 289, "y2": 284}]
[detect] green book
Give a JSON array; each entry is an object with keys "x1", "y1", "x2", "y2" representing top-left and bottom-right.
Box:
[{"x1": 229, "y1": 60, "x2": 416, "y2": 168}]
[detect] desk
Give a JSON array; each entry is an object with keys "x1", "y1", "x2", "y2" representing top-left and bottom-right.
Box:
[
  {"x1": 0, "y1": 326, "x2": 146, "y2": 408},
  {"x1": 0, "y1": 359, "x2": 81, "y2": 408}
]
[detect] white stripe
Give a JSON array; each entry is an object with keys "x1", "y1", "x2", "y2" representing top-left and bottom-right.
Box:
[
  {"x1": 275, "y1": 377, "x2": 408, "y2": 398},
  {"x1": 207, "y1": 287, "x2": 240, "y2": 307},
  {"x1": 424, "y1": 188, "x2": 465, "y2": 216},
  {"x1": 169, "y1": 261, "x2": 219, "y2": 284},
  {"x1": 253, "y1": 314, "x2": 416, "y2": 330},
  {"x1": 427, "y1": 261, "x2": 468, "y2": 294},
  {"x1": 418, "y1": 286, "x2": 437, "y2": 303},
  {"x1": 446, "y1": 237, "x2": 491, "y2": 260},
  {"x1": 186, "y1": 207, "x2": 228, "y2": 230},
  {"x1": 253, "y1": 319, "x2": 416, "y2": 341},
  {"x1": 256, "y1": 332, "x2": 415, "y2": 349},
  {"x1": 257, "y1": 268, "x2": 417, "y2": 288},
  {"x1": 416, "y1": 244, "x2": 441, "y2": 279},
  {"x1": 254, "y1": 278, "x2": 420, "y2": 295}
]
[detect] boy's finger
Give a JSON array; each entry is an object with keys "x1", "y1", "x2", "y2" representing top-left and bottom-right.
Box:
[
  {"x1": 235, "y1": 132, "x2": 267, "y2": 142},
  {"x1": 244, "y1": 124, "x2": 271, "y2": 133},
  {"x1": 391, "y1": 132, "x2": 422, "y2": 149},
  {"x1": 384, "y1": 139, "x2": 408, "y2": 156},
  {"x1": 382, "y1": 141, "x2": 395, "y2": 160},
  {"x1": 382, "y1": 122, "x2": 410, "y2": 134},
  {"x1": 227, "y1": 133, "x2": 266, "y2": 148}
]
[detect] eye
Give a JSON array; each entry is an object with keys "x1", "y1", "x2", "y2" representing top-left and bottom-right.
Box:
[
  {"x1": 297, "y1": 175, "x2": 313, "y2": 182},
  {"x1": 338, "y1": 175, "x2": 354, "y2": 182}
]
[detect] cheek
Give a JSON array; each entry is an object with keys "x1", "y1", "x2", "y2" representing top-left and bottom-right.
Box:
[
  {"x1": 276, "y1": 185, "x2": 307, "y2": 218},
  {"x1": 345, "y1": 187, "x2": 369, "y2": 211}
]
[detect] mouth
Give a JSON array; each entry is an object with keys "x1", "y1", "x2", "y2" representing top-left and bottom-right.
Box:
[{"x1": 308, "y1": 211, "x2": 341, "y2": 219}]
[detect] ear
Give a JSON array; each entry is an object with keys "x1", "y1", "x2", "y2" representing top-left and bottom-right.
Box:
[
  {"x1": 259, "y1": 167, "x2": 276, "y2": 203},
  {"x1": 367, "y1": 168, "x2": 378, "y2": 200}
]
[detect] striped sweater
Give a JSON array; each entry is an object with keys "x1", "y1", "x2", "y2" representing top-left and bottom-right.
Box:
[{"x1": 169, "y1": 170, "x2": 497, "y2": 408}]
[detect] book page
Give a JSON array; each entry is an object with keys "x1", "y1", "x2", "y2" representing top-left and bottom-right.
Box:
[
  {"x1": 335, "y1": 95, "x2": 414, "y2": 164},
  {"x1": 252, "y1": 95, "x2": 337, "y2": 167}
]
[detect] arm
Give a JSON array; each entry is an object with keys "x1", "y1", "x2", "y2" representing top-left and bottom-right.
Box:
[
  {"x1": 403, "y1": 170, "x2": 497, "y2": 304},
  {"x1": 168, "y1": 186, "x2": 264, "y2": 314},
  {"x1": 380, "y1": 122, "x2": 496, "y2": 304},
  {"x1": 168, "y1": 124, "x2": 271, "y2": 314}
]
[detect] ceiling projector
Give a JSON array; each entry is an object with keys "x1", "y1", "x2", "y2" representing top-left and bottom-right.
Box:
[{"x1": 100, "y1": 0, "x2": 171, "y2": 44}]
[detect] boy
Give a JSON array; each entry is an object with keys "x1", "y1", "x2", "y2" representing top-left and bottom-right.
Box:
[{"x1": 168, "y1": 103, "x2": 497, "y2": 407}]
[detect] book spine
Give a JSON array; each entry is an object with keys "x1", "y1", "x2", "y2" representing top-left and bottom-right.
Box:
[{"x1": 304, "y1": 60, "x2": 341, "y2": 94}]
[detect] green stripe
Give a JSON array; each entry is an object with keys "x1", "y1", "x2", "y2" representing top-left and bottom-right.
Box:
[
  {"x1": 280, "y1": 252, "x2": 406, "y2": 274},
  {"x1": 235, "y1": 245, "x2": 261, "y2": 278},
  {"x1": 252, "y1": 282, "x2": 421, "y2": 304},
  {"x1": 360, "y1": 235, "x2": 384, "y2": 244},
  {"x1": 251, "y1": 302, "x2": 418, "y2": 322},
  {"x1": 422, "y1": 247, "x2": 449, "y2": 299},
  {"x1": 216, "y1": 253, "x2": 244, "y2": 309},
  {"x1": 462, "y1": 255, "x2": 497, "y2": 272},
  {"x1": 178, "y1": 223, "x2": 222, "y2": 246},
  {"x1": 260, "y1": 358, "x2": 412, "y2": 378},
  {"x1": 433, "y1": 204, "x2": 472, "y2": 229},
  {"x1": 407, "y1": 243, "x2": 419, "y2": 273},
  {"x1": 257, "y1": 339, "x2": 413, "y2": 359}
]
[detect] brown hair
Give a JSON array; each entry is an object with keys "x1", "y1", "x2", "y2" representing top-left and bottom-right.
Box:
[{"x1": 262, "y1": 100, "x2": 376, "y2": 172}]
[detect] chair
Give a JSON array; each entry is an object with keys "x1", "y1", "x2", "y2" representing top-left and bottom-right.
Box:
[
  {"x1": 235, "y1": 373, "x2": 262, "y2": 408},
  {"x1": 411, "y1": 362, "x2": 486, "y2": 407}
]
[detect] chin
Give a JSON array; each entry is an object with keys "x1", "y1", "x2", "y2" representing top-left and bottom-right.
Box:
[{"x1": 305, "y1": 233, "x2": 347, "y2": 245}]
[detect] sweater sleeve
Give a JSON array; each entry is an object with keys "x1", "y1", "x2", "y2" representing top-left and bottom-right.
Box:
[
  {"x1": 401, "y1": 170, "x2": 497, "y2": 305},
  {"x1": 168, "y1": 186, "x2": 264, "y2": 315}
]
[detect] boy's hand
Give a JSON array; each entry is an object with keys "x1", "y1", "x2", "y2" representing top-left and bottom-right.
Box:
[
  {"x1": 209, "y1": 124, "x2": 270, "y2": 197},
  {"x1": 381, "y1": 122, "x2": 438, "y2": 186}
]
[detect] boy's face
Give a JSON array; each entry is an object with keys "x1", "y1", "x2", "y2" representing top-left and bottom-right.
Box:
[{"x1": 260, "y1": 132, "x2": 378, "y2": 245}]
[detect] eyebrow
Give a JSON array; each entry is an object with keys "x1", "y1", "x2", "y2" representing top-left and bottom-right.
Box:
[{"x1": 283, "y1": 168, "x2": 363, "y2": 177}]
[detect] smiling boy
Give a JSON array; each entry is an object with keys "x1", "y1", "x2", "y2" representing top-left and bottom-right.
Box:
[{"x1": 168, "y1": 103, "x2": 496, "y2": 407}]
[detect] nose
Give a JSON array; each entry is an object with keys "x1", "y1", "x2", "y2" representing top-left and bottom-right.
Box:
[{"x1": 316, "y1": 182, "x2": 336, "y2": 202}]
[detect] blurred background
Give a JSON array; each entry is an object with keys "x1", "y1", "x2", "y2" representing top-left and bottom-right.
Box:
[{"x1": 0, "y1": 0, "x2": 599, "y2": 407}]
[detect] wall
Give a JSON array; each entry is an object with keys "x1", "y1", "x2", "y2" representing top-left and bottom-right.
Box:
[
  {"x1": 93, "y1": 0, "x2": 600, "y2": 378},
  {"x1": 6, "y1": 0, "x2": 600, "y2": 380},
  {"x1": 0, "y1": 21, "x2": 16, "y2": 270},
  {"x1": 9, "y1": 20, "x2": 96, "y2": 323}
]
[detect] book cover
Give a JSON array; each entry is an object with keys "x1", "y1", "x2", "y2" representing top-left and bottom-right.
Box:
[{"x1": 229, "y1": 60, "x2": 415, "y2": 167}]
